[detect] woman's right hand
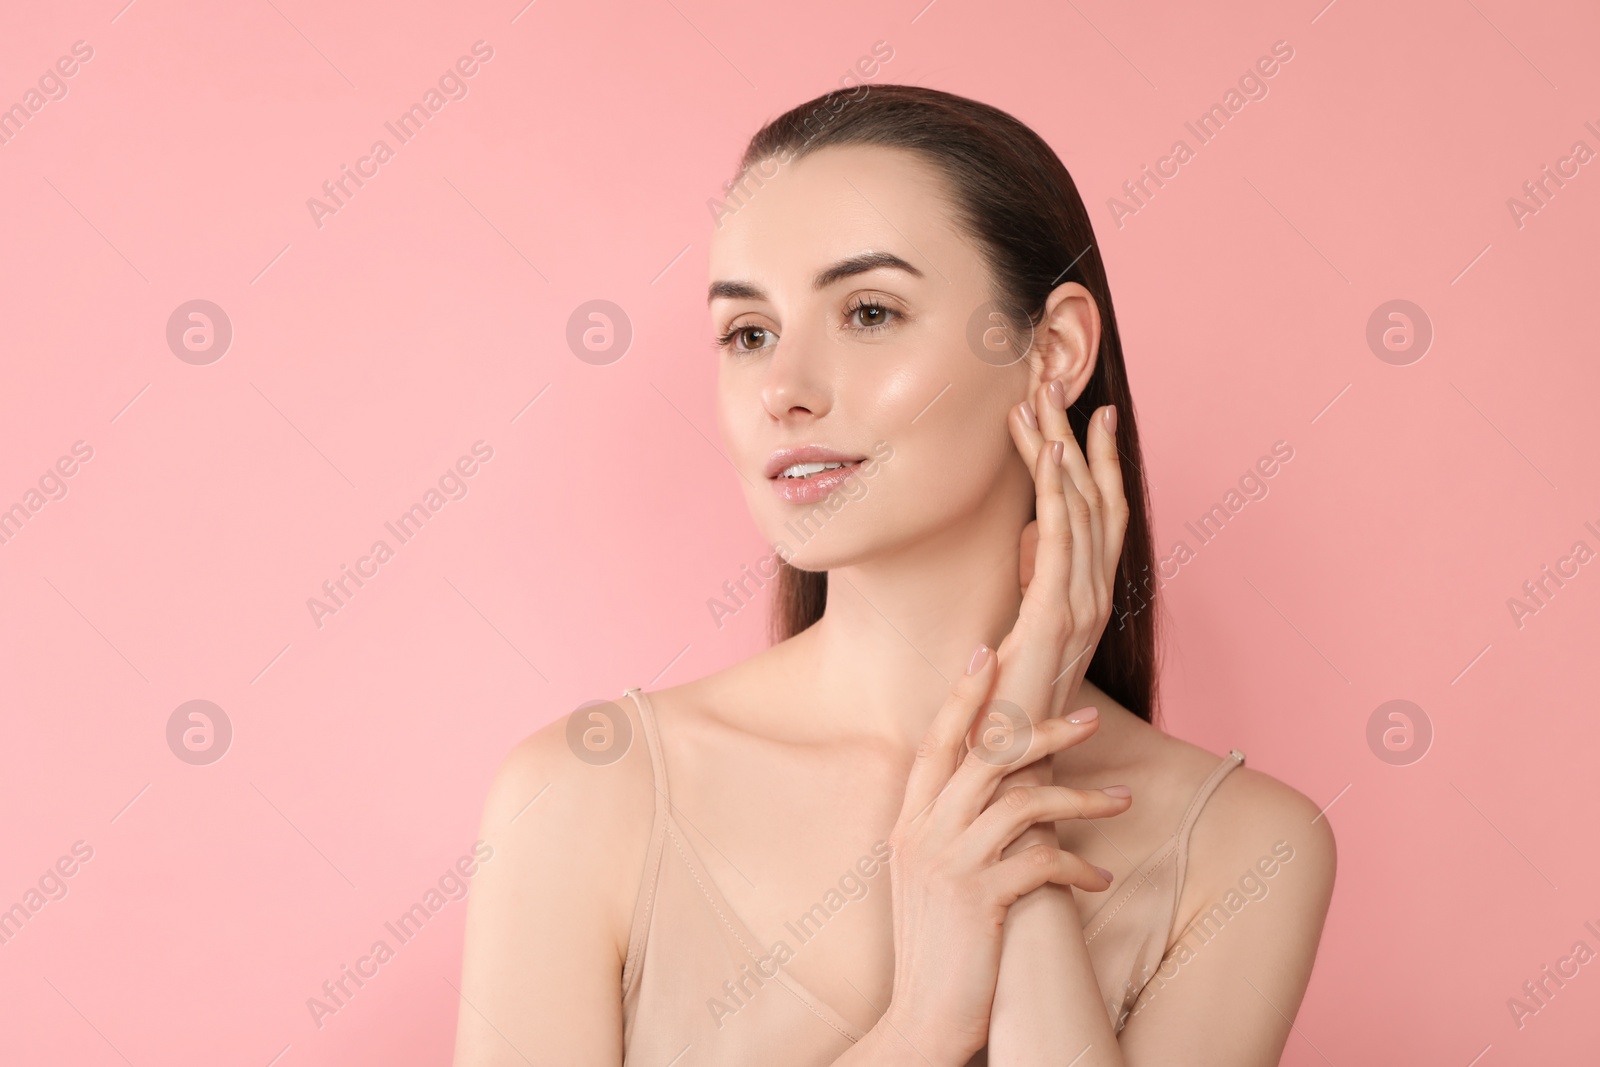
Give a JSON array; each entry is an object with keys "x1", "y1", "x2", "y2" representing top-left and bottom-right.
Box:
[{"x1": 874, "y1": 646, "x2": 1133, "y2": 1063}]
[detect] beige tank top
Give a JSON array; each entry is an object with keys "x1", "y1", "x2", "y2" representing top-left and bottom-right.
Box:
[{"x1": 618, "y1": 687, "x2": 1244, "y2": 1065}]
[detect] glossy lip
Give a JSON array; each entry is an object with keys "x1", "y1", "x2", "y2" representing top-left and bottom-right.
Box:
[
  {"x1": 763, "y1": 445, "x2": 867, "y2": 481},
  {"x1": 765, "y1": 445, "x2": 871, "y2": 506}
]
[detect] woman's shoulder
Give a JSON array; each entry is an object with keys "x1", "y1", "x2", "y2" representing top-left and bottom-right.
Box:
[
  {"x1": 1154, "y1": 729, "x2": 1337, "y2": 940},
  {"x1": 486, "y1": 692, "x2": 660, "y2": 821},
  {"x1": 1111, "y1": 711, "x2": 1335, "y2": 858},
  {"x1": 1189, "y1": 747, "x2": 1336, "y2": 880},
  {"x1": 478, "y1": 693, "x2": 663, "y2": 966},
  {"x1": 635, "y1": 645, "x2": 797, "y2": 743}
]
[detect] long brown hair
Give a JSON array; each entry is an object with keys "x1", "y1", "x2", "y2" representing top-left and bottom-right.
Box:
[{"x1": 728, "y1": 84, "x2": 1162, "y2": 726}]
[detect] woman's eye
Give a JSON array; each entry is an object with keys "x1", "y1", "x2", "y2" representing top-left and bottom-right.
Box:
[
  {"x1": 716, "y1": 325, "x2": 774, "y2": 352},
  {"x1": 847, "y1": 301, "x2": 898, "y2": 331}
]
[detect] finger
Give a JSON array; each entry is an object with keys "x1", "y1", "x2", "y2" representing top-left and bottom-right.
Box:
[
  {"x1": 1034, "y1": 380, "x2": 1098, "y2": 523},
  {"x1": 1006, "y1": 403, "x2": 1043, "y2": 597},
  {"x1": 1008, "y1": 394, "x2": 1044, "y2": 472},
  {"x1": 984, "y1": 843, "x2": 1115, "y2": 904},
  {"x1": 1033, "y1": 378, "x2": 1071, "y2": 454},
  {"x1": 899, "y1": 645, "x2": 998, "y2": 825},
  {"x1": 1089, "y1": 404, "x2": 1129, "y2": 589},
  {"x1": 1038, "y1": 387, "x2": 1105, "y2": 543},
  {"x1": 962, "y1": 783, "x2": 1132, "y2": 864},
  {"x1": 938, "y1": 707, "x2": 1106, "y2": 822},
  {"x1": 992, "y1": 434, "x2": 1072, "y2": 715},
  {"x1": 1059, "y1": 423, "x2": 1105, "y2": 615},
  {"x1": 1038, "y1": 381, "x2": 1100, "y2": 629}
]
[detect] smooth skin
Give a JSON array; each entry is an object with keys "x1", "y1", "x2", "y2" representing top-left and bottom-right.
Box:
[{"x1": 452, "y1": 143, "x2": 1336, "y2": 1066}]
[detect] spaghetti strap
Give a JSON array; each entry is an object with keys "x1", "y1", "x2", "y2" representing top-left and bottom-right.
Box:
[
  {"x1": 618, "y1": 687, "x2": 670, "y2": 1002},
  {"x1": 624, "y1": 687, "x2": 671, "y2": 810},
  {"x1": 1177, "y1": 749, "x2": 1246, "y2": 839},
  {"x1": 1171, "y1": 748, "x2": 1246, "y2": 915}
]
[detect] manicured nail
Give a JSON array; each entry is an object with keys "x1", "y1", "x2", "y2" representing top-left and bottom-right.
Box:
[
  {"x1": 1048, "y1": 380, "x2": 1067, "y2": 409},
  {"x1": 1019, "y1": 401, "x2": 1038, "y2": 430},
  {"x1": 1102, "y1": 784, "x2": 1132, "y2": 798},
  {"x1": 1094, "y1": 865, "x2": 1114, "y2": 882},
  {"x1": 1051, "y1": 439, "x2": 1064, "y2": 464},
  {"x1": 1103, "y1": 405, "x2": 1117, "y2": 434},
  {"x1": 1067, "y1": 706, "x2": 1098, "y2": 723},
  {"x1": 966, "y1": 644, "x2": 991, "y2": 675}
]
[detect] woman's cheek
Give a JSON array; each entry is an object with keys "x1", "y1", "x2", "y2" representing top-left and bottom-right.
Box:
[{"x1": 717, "y1": 383, "x2": 766, "y2": 479}]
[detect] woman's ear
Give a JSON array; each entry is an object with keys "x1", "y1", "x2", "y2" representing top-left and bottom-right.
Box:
[{"x1": 1034, "y1": 281, "x2": 1102, "y2": 406}]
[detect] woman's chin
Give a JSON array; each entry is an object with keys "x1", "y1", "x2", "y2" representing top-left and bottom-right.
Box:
[
  {"x1": 770, "y1": 547, "x2": 830, "y2": 573},
  {"x1": 768, "y1": 539, "x2": 879, "y2": 574}
]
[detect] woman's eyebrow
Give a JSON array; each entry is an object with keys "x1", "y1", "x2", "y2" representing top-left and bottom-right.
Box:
[{"x1": 707, "y1": 251, "x2": 924, "y2": 305}]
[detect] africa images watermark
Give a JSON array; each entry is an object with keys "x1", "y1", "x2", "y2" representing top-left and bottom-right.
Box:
[
  {"x1": 1505, "y1": 117, "x2": 1600, "y2": 230},
  {"x1": 1107, "y1": 40, "x2": 1296, "y2": 229},
  {"x1": 1111, "y1": 440, "x2": 1295, "y2": 632},
  {"x1": 305, "y1": 841, "x2": 493, "y2": 1030},
  {"x1": 306, "y1": 440, "x2": 495, "y2": 630},
  {"x1": 306, "y1": 40, "x2": 495, "y2": 230},
  {"x1": 0, "y1": 439, "x2": 95, "y2": 549},
  {"x1": 706, "y1": 39, "x2": 895, "y2": 229},
  {"x1": 0, "y1": 39, "x2": 95, "y2": 148},
  {"x1": 0, "y1": 840, "x2": 95, "y2": 949},
  {"x1": 1505, "y1": 916, "x2": 1600, "y2": 1031},
  {"x1": 1504, "y1": 513, "x2": 1600, "y2": 631},
  {"x1": 705, "y1": 840, "x2": 894, "y2": 1030},
  {"x1": 1123, "y1": 839, "x2": 1296, "y2": 1021},
  {"x1": 707, "y1": 440, "x2": 894, "y2": 630}
]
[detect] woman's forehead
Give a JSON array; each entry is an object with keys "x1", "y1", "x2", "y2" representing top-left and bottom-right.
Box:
[{"x1": 707, "y1": 146, "x2": 968, "y2": 289}]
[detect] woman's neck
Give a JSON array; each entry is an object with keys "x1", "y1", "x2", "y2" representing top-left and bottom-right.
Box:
[{"x1": 776, "y1": 498, "x2": 1050, "y2": 751}]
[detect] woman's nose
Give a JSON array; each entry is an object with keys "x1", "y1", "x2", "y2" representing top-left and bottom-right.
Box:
[{"x1": 759, "y1": 327, "x2": 832, "y2": 422}]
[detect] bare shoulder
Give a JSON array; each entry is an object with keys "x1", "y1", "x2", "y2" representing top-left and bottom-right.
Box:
[
  {"x1": 453, "y1": 696, "x2": 662, "y2": 1059},
  {"x1": 1194, "y1": 759, "x2": 1337, "y2": 878},
  {"x1": 475, "y1": 692, "x2": 660, "y2": 964},
  {"x1": 1176, "y1": 747, "x2": 1338, "y2": 939}
]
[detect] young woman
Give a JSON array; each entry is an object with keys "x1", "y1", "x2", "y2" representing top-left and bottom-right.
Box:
[{"x1": 452, "y1": 85, "x2": 1336, "y2": 1066}]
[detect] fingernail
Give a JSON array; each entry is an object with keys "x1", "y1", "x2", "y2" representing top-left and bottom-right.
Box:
[
  {"x1": 1019, "y1": 401, "x2": 1038, "y2": 430},
  {"x1": 966, "y1": 644, "x2": 991, "y2": 675},
  {"x1": 1067, "y1": 706, "x2": 1098, "y2": 723},
  {"x1": 1094, "y1": 865, "x2": 1114, "y2": 882},
  {"x1": 1048, "y1": 380, "x2": 1067, "y2": 409},
  {"x1": 1104, "y1": 405, "x2": 1117, "y2": 434},
  {"x1": 1102, "y1": 784, "x2": 1131, "y2": 798},
  {"x1": 1051, "y1": 439, "x2": 1064, "y2": 464}
]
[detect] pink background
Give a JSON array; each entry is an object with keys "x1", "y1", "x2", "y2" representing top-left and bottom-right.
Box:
[{"x1": 2, "y1": 0, "x2": 1597, "y2": 1063}]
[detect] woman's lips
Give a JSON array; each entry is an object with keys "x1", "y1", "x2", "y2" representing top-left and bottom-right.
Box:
[{"x1": 768, "y1": 460, "x2": 865, "y2": 504}]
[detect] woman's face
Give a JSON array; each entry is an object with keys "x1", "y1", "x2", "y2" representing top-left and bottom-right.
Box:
[{"x1": 707, "y1": 144, "x2": 1037, "y2": 570}]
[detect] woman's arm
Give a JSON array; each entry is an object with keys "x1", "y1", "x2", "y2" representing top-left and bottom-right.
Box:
[
  {"x1": 986, "y1": 765, "x2": 1125, "y2": 1066},
  {"x1": 983, "y1": 380, "x2": 1134, "y2": 1063},
  {"x1": 451, "y1": 717, "x2": 647, "y2": 1065},
  {"x1": 986, "y1": 768, "x2": 1336, "y2": 1066}
]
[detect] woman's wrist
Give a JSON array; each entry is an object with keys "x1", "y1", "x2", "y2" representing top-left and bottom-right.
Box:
[{"x1": 850, "y1": 1009, "x2": 976, "y2": 1067}]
